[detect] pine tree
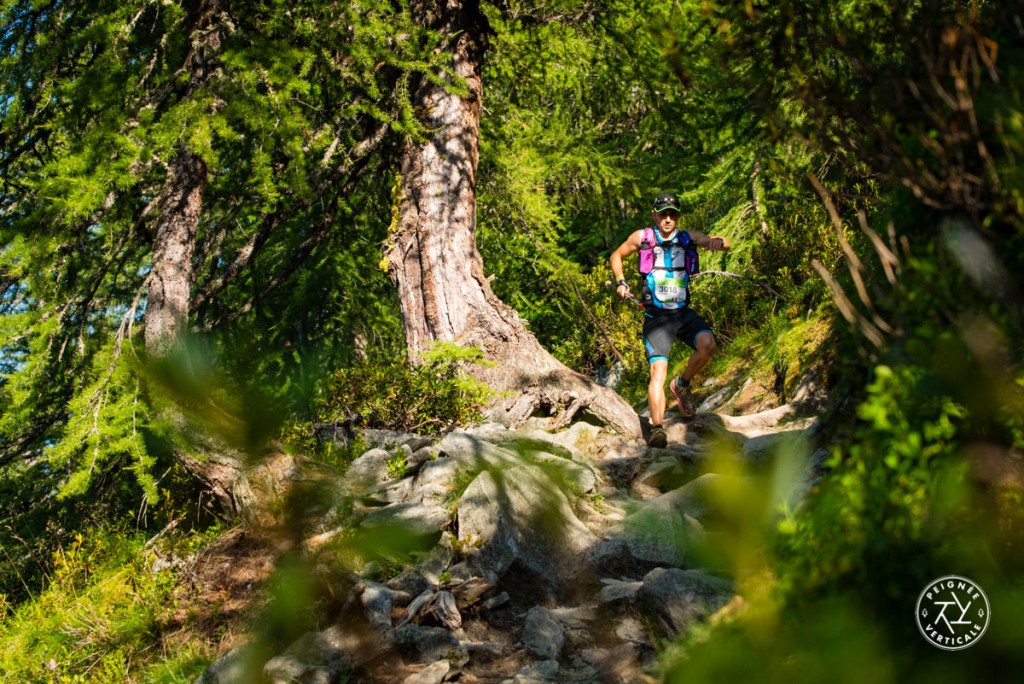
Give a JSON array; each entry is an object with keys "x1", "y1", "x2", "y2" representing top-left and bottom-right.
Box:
[{"x1": 0, "y1": 0, "x2": 445, "y2": 513}]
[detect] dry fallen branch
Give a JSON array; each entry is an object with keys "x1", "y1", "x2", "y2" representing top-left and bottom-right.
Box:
[
  {"x1": 856, "y1": 210, "x2": 901, "y2": 286},
  {"x1": 692, "y1": 270, "x2": 783, "y2": 298},
  {"x1": 808, "y1": 174, "x2": 897, "y2": 340},
  {"x1": 812, "y1": 259, "x2": 885, "y2": 349},
  {"x1": 431, "y1": 590, "x2": 462, "y2": 630},
  {"x1": 396, "y1": 588, "x2": 436, "y2": 628}
]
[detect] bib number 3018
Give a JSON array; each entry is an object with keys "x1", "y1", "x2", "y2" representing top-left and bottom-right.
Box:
[{"x1": 655, "y1": 277, "x2": 686, "y2": 302}]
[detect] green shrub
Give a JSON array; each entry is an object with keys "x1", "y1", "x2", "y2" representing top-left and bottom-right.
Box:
[
  {"x1": 314, "y1": 342, "x2": 495, "y2": 436},
  {"x1": 777, "y1": 362, "x2": 968, "y2": 597},
  {"x1": 657, "y1": 353, "x2": 1024, "y2": 683}
]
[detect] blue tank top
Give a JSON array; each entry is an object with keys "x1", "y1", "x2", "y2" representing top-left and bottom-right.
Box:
[{"x1": 642, "y1": 229, "x2": 692, "y2": 311}]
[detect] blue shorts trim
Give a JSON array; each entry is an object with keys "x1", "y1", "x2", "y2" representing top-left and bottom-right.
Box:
[
  {"x1": 641, "y1": 308, "x2": 713, "y2": 361},
  {"x1": 692, "y1": 329, "x2": 714, "y2": 348}
]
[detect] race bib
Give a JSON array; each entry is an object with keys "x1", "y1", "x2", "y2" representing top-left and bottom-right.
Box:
[{"x1": 654, "y1": 275, "x2": 687, "y2": 303}]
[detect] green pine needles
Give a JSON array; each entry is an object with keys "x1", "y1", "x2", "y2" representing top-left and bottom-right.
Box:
[{"x1": 45, "y1": 341, "x2": 157, "y2": 503}]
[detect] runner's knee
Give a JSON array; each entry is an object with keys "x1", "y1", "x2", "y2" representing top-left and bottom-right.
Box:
[
  {"x1": 649, "y1": 359, "x2": 668, "y2": 383},
  {"x1": 695, "y1": 332, "x2": 717, "y2": 356}
]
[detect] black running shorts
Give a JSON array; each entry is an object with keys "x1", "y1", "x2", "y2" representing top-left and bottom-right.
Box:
[{"x1": 642, "y1": 308, "x2": 713, "y2": 364}]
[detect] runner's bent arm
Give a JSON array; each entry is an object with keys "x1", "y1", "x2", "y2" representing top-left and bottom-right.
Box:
[{"x1": 610, "y1": 230, "x2": 644, "y2": 299}]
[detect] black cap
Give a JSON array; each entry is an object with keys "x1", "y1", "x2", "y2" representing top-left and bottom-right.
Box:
[{"x1": 652, "y1": 193, "x2": 681, "y2": 212}]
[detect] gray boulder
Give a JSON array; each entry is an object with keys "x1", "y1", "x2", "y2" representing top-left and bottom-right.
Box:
[
  {"x1": 394, "y1": 624, "x2": 469, "y2": 669},
  {"x1": 508, "y1": 659, "x2": 560, "y2": 683},
  {"x1": 261, "y1": 625, "x2": 360, "y2": 684},
  {"x1": 387, "y1": 534, "x2": 455, "y2": 597},
  {"x1": 598, "y1": 578, "x2": 643, "y2": 604},
  {"x1": 456, "y1": 464, "x2": 599, "y2": 591},
  {"x1": 362, "y1": 501, "x2": 450, "y2": 539},
  {"x1": 360, "y1": 429, "x2": 433, "y2": 453},
  {"x1": 343, "y1": 448, "x2": 393, "y2": 493},
  {"x1": 529, "y1": 450, "x2": 598, "y2": 495},
  {"x1": 653, "y1": 472, "x2": 725, "y2": 520},
  {"x1": 637, "y1": 567, "x2": 733, "y2": 636},
  {"x1": 614, "y1": 505, "x2": 705, "y2": 567},
  {"x1": 193, "y1": 644, "x2": 264, "y2": 684}
]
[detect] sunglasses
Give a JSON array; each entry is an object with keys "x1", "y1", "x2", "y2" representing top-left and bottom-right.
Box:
[{"x1": 655, "y1": 209, "x2": 680, "y2": 218}]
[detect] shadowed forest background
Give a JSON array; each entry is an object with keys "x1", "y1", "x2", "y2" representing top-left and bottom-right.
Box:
[{"x1": 1, "y1": 0, "x2": 1023, "y2": 682}]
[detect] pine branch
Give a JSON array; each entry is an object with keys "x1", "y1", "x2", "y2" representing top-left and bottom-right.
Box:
[
  {"x1": 0, "y1": 412, "x2": 66, "y2": 469},
  {"x1": 198, "y1": 149, "x2": 387, "y2": 330},
  {"x1": 61, "y1": 221, "x2": 144, "y2": 337},
  {"x1": 567, "y1": 274, "x2": 624, "y2": 365},
  {"x1": 192, "y1": 120, "x2": 389, "y2": 317}
]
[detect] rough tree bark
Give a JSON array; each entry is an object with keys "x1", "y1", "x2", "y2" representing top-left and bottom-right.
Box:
[
  {"x1": 145, "y1": 150, "x2": 205, "y2": 356},
  {"x1": 386, "y1": 0, "x2": 640, "y2": 438},
  {"x1": 145, "y1": 148, "x2": 254, "y2": 515},
  {"x1": 140, "y1": 0, "x2": 255, "y2": 515}
]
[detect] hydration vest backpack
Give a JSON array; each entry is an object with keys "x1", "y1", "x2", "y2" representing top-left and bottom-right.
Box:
[
  {"x1": 637, "y1": 227, "x2": 699, "y2": 310},
  {"x1": 638, "y1": 227, "x2": 699, "y2": 276}
]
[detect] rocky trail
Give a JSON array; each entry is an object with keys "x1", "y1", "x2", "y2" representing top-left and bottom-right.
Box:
[{"x1": 193, "y1": 388, "x2": 824, "y2": 684}]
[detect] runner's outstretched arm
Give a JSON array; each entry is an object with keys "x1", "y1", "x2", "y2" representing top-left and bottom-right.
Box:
[{"x1": 687, "y1": 230, "x2": 730, "y2": 251}]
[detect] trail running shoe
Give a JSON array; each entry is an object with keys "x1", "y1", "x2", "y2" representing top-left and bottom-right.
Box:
[
  {"x1": 669, "y1": 377, "x2": 696, "y2": 417},
  {"x1": 647, "y1": 425, "x2": 668, "y2": 448}
]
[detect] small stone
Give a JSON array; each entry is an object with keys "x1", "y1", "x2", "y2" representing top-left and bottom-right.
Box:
[
  {"x1": 481, "y1": 591, "x2": 509, "y2": 611},
  {"x1": 598, "y1": 578, "x2": 643, "y2": 604},
  {"x1": 402, "y1": 660, "x2": 451, "y2": 684},
  {"x1": 520, "y1": 607, "x2": 564, "y2": 661},
  {"x1": 614, "y1": 617, "x2": 650, "y2": 645}
]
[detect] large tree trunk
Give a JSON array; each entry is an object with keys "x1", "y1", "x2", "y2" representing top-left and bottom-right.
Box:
[
  {"x1": 145, "y1": 150, "x2": 205, "y2": 356},
  {"x1": 142, "y1": 1, "x2": 254, "y2": 516},
  {"x1": 144, "y1": 0, "x2": 223, "y2": 356},
  {"x1": 145, "y1": 149, "x2": 251, "y2": 516},
  {"x1": 386, "y1": 0, "x2": 640, "y2": 438}
]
